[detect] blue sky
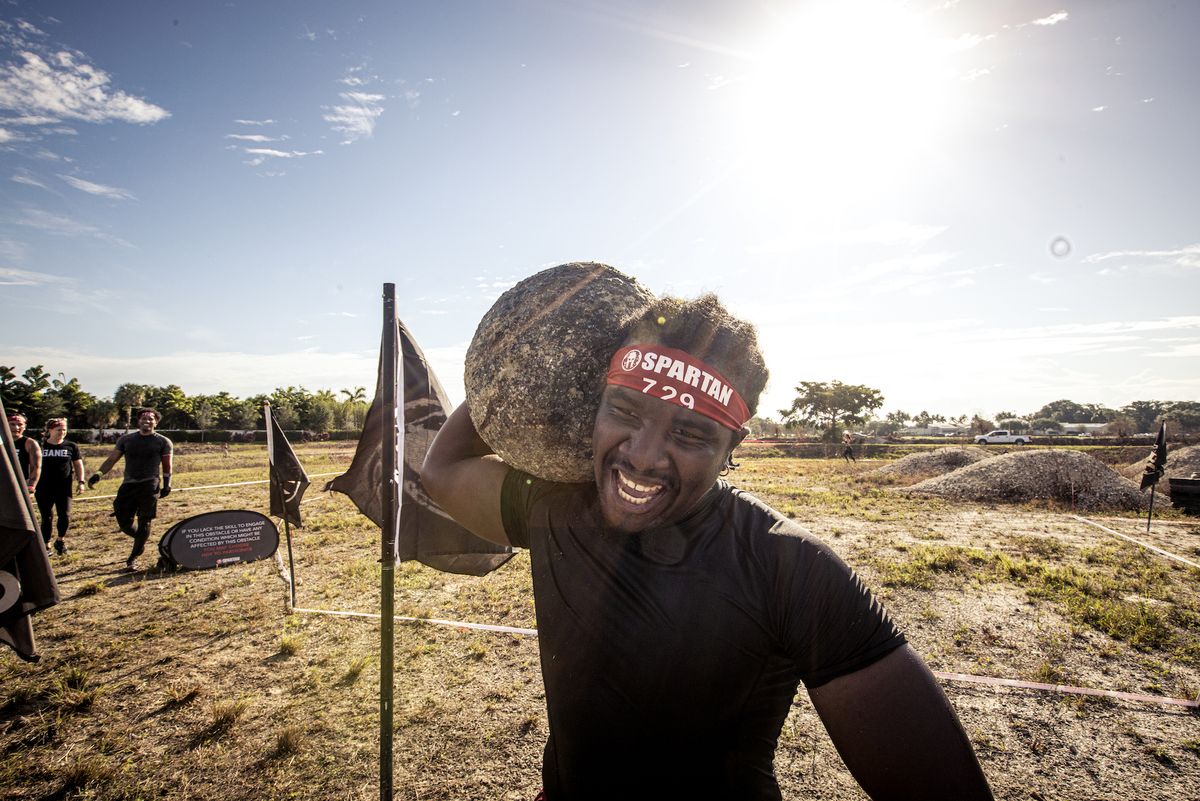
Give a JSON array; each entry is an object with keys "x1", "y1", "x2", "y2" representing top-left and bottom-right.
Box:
[{"x1": 1, "y1": 0, "x2": 1197, "y2": 420}]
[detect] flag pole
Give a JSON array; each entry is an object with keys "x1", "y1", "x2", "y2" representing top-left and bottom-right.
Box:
[
  {"x1": 265, "y1": 402, "x2": 298, "y2": 607},
  {"x1": 1146, "y1": 484, "x2": 1156, "y2": 533},
  {"x1": 380, "y1": 283, "x2": 398, "y2": 801}
]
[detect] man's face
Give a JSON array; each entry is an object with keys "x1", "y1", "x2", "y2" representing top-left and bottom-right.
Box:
[
  {"x1": 7, "y1": 416, "x2": 25, "y2": 437},
  {"x1": 592, "y1": 385, "x2": 743, "y2": 533},
  {"x1": 138, "y1": 412, "x2": 158, "y2": 433}
]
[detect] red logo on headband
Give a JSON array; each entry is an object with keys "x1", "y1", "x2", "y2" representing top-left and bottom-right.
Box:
[{"x1": 606, "y1": 344, "x2": 750, "y2": 431}]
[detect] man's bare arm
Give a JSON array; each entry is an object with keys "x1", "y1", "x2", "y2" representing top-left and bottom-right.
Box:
[
  {"x1": 26, "y1": 438, "x2": 41, "y2": 487},
  {"x1": 422, "y1": 405, "x2": 512, "y2": 546},
  {"x1": 808, "y1": 643, "x2": 993, "y2": 800},
  {"x1": 96, "y1": 447, "x2": 122, "y2": 474}
]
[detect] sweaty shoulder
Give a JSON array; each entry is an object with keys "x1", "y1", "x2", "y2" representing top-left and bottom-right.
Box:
[
  {"x1": 718, "y1": 484, "x2": 906, "y2": 687},
  {"x1": 720, "y1": 483, "x2": 823, "y2": 553},
  {"x1": 156, "y1": 433, "x2": 174, "y2": 451},
  {"x1": 500, "y1": 468, "x2": 590, "y2": 549}
]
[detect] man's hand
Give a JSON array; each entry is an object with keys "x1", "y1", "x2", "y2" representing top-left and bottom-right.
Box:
[
  {"x1": 159, "y1": 474, "x2": 172, "y2": 498},
  {"x1": 87, "y1": 472, "x2": 102, "y2": 489}
]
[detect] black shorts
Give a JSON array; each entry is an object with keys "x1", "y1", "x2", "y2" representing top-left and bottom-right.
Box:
[{"x1": 114, "y1": 481, "x2": 159, "y2": 530}]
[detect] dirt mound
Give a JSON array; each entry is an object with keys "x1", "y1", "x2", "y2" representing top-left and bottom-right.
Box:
[
  {"x1": 875, "y1": 446, "x2": 994, "y2": 479},
  {"x1": 1120, "y1": 443, "x2": 1200, "y2": 483},
  {"x1": 897, "y1": 448, "x2": 1148, "y2": 511}
]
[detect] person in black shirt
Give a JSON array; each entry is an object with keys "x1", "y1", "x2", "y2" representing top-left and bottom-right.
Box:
[
  {"x1": 7, "y1": 411, "x2": 41, "y2": 491},
  {"x1": 88, "y1": 408, "x2": 174, "y2": 571},
  {"x1": 424, "y1": 293, "x2": 992, "y2": 800},
  {"x1": 35, "y1": 418, "x2": 85, "y2": 555}
]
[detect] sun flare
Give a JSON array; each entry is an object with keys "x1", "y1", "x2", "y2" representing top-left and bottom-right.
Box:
[{"x1": 733, "y1": 1, "x2": 953, "y2": 217}]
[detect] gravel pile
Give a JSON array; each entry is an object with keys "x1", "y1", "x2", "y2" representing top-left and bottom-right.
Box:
[
  {"x1": 897, "y1": 448, "x2": 1149, "y2": 511},
  {"x1": 1119, "y1": 444, "x2": 1200, "y2": 483},
  {"x1": 875, "y1": 446, "x2": 994, "y2": 478}
]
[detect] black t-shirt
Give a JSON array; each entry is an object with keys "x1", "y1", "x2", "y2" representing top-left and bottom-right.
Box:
[
  {"x1": 501, "y1": 471, "x2": 905, "y2": 801},
  {"x1": 15, "y1": 435, "x2": 34, "y2": 479},
  {"x1": 115, "y1": 432, "x2": 173, "y2": 484},
  {"x1": 40, "y1": 439, "x2": 80, "y2": 483}
]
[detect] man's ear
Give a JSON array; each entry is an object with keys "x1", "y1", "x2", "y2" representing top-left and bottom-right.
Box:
[{"x1": 731, "y1": 426, "x2": 750, "y2": 451}]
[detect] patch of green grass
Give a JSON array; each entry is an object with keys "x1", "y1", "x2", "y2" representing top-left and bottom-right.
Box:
[
  {"x1": 1146, "y1": 745, "x2": 1176, "y2": 767},
  {"x1": 57, "y1": 755, "x2": 111, "y2": 794},
  {"x1": 875, "y1": 544, "x2": 988, "y2": 589},
  {"x1": 1032, "y1": 661, "x2": 1065, "y2": 684},
  {"x1": 273, "y1": 724, "x2": 305, "y2": 757},
  {"x1": 341, "y1": 654, "x2": 370, "y2": 685},
  {"x1": 165, "y1": 681, "x2": 202, "y2": 706},
  {"x1": 208, "y1": 697, "x2": 251, "y2": 735},
  {"x1": 279, "y1": 631, "x2": 304, "y2": 656}
]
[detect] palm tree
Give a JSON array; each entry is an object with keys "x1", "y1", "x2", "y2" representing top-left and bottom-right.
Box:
[
  {"x1": 113, "y1": 383, "x2": 147, "y2": 430},
  {"x1": 340, "y1": 386, "x2": 367, "y2": 404}
]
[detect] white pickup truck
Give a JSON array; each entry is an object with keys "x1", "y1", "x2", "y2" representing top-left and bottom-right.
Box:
[{"x1": 975, "y1": 430, "x2": 1030, "y2": 445}]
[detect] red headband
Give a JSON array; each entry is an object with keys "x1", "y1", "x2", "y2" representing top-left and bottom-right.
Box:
[{"x1": 606, "y1": 344, "x2": 750, "y2": 431}]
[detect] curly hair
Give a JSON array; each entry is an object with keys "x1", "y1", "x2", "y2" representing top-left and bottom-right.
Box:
[{"x1": 622, "y1": 293, "x2": 768, "y2": 417}]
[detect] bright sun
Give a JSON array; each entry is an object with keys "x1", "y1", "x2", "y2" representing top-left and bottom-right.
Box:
[{"x1": 732, "y1": 1, "x2": 953, "y2": 219}]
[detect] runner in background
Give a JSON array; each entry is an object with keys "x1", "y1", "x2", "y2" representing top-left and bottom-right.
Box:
[
  {"x1": 88, "y1": 408, "x2": 174, "y2": 571},
  {"x1": 35, "y1": 418, "x2": 85, "y2": 555},
  {"x1": 7, "y1": 411, "x2": 41, "y2": 491}
]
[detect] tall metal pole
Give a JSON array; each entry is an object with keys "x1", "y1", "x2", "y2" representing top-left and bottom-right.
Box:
[
  {"x1": 1146, "y1": 484, "x2": 1156, "y2": 533},
  {"x1": 379, "y1": 284, "x2": 398, "y2": 801},
  {"x1": 264, "y1": 402, "x2": 298, "y2": 607}
]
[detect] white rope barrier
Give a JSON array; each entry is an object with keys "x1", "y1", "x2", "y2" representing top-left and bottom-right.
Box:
[
  {"x1": 75, "y1": 471, "x2": 344, "y2": 502},
  {"x1": 1073, "y1": 515, "x2": 1200, "y2": 571},
  {"x1": 933, "y1": 670, "x2": 1198, "y2": 710}
]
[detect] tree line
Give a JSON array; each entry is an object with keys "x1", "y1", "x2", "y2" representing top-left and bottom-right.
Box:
[
  {"x1": 763, "y1": 380, "x2": 1200, "y2": 440},
  {"x1": 0, "y1": 365, "x2": 371, "y2": 434}
]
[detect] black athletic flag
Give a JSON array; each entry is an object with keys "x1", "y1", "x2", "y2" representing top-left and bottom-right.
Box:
[
  {"x1": 1140, "y1": 421, "x2": 1168, "y2": 491},
  {"x1": 266, "y1": 407, "x2": 310, "y2": 527},
  {"x1": 327, "y1": 317, "x2": 513, "y2": 576},
  {"x1": 0, "y1": 396, "x2": 60, "y2": 662}
]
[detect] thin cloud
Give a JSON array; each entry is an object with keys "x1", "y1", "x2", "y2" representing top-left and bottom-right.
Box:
[
  {"x1": 59, "y1": 174, "x2": 134, "y2": 200},
  {"x1": 224, "y1": 133, "x2": 284, "y2": 143},
  {"x1": 944, "y1": 33, "x2": 994, "y2": 52},
  {"x1": 0, "y1": 266, "x2": 70, "y2": 286},
  {"x1": 1031, "y1": 11, "x2": 1069, "y2": 26},
  {"x1": 242, "y1": 147, "x2": 323, "y2": 167},
  {"x1": 11, "y1": 207, "x2": 134, "y2": 247},
  {"x1": 323, "y1": 91, "x2": 385, "y2": 143},
  {"x1": 10, "y1": 172, "x2": 45, "y2": 189},
  {"x1": 1092, "y1": 105, "x2": 1107, "y2": 112},
  {"x1": 1083, "y1": 244, "x2": 1200, "y2": 271},
  {"x1": 339, "y1": 64, "x2": 376, "y2": 87},
  {"x1": 0, "y1": 23, "x2": 169, "y2": 125},
  {"x1": 234, "y1": 118, "x2": 276, "y2": 126}
]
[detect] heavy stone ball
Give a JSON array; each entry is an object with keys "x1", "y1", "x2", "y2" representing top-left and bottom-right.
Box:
[{"x1": 465, "y1": 262, "x2": 654, "y2": 482}]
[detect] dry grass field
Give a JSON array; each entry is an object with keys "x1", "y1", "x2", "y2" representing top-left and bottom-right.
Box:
[{"x1": 2, "y1": 442, "x2": 1198, "y2": 800}]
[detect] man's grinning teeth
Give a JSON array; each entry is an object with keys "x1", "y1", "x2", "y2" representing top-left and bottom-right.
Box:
[
  {"x1": 616, "y1": 471, "x2": 663, "y2": 495},
  {"x1": 617, "y1": 486, "x2": 654, "y2": 505}
]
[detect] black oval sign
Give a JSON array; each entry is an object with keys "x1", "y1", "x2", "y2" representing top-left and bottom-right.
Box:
[{"x1": 158, "y1": 510, "x2": 279, "y2": 570}]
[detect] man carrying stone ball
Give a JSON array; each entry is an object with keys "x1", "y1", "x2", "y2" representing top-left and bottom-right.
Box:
[{"x1": 424, "y1": 294, "x2": 992, "y2": 800}]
